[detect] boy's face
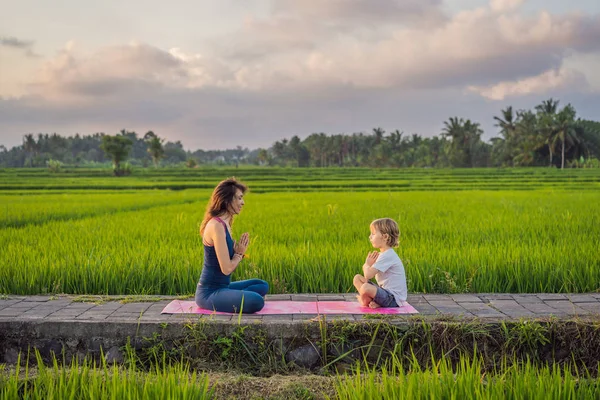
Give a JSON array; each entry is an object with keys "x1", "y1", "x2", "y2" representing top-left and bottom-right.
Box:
[{"x1": 369, "y1": 225, "x2": 388, "y2": 249}]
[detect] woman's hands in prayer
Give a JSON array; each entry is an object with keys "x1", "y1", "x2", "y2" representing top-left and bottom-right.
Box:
[{"x1": 234, "y1": 232, "x2": 250, "y2": 256}]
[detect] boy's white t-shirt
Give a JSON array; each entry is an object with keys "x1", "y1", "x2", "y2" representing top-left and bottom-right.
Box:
[{"x1": 372, "y1": 249, "x2": 408, "y2": 306}]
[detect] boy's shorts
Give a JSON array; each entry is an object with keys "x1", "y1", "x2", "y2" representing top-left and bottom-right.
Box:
[{"x1": 367, "y1": 282, "x2": 399, "y2": 308}]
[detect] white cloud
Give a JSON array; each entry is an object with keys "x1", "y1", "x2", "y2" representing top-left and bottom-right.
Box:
[
  {"x1": 208, "y1": 3, "x2": 600, "y2": 93},
  {"x1": 23, "y1": 41, "x2": 246, "y2": 102},
  {"x1": 467, "y1": 67, "x2": 588, "y2": 100},
  {"x1": 272, "y1": 0, "x2": 444, "y2": 24},
  {"x1": 1, "y1": 0, "x2": 600, "y2": 149},
  {"x1": 490, "y1": 0, "x2": 526, "y2": 13},
  {"x1": 6, "y1": 2, "x2": 600, "y2": 101}
]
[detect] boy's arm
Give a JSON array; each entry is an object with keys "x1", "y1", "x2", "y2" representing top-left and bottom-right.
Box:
[
  {"x1": 362, "y1": 251, "x2": 379, "y2": 280},
  {"x1": 363, "y1": 263, "x2": 378, "y2": 280}
]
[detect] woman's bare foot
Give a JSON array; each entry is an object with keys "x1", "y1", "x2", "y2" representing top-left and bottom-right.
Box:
[
  {"x1": 368, "y1": 301, "x2": 381, "y2": 309},
  {"x1": 357, "y1": 294, "x2": 371, "y2": 307}
]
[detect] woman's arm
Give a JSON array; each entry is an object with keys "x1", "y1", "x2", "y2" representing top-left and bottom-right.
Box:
[{"x1": 208, "y1": 221, "x2": 243, "y2": 276}]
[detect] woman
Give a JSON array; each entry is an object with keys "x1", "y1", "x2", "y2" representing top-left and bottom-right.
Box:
[{"x1": 195, "y1": 178, "x2": 269, "y2": 313}]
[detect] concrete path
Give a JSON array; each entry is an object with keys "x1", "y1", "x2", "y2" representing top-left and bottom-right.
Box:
[
  {"x1": 1, "y1": 293, "x2": 599, "y2": 323},
  {"x1": 2, "y1": 293, "x2": 599, "y2": 365}
]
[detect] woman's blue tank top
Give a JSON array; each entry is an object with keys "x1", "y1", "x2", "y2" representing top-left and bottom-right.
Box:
[{"x1": 198, "y1": 217, "x2": 234, "y2": 289}]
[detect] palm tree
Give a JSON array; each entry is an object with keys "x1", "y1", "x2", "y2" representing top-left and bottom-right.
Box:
[
  {"x1": 146, "y1": 135, "x2": 165, "y2": 168},
  {"x1": 576, "y1": 120, "x2": 600, "y2": 161},
  {"x1": 143, "y1": 130, "x2": 156, "y2": 141},
  {"x1": 554, "y1": 104, "x2": 578, "y2": 169},
  {"x1": 463, "y1": 120, "x2": 484, "y2": 167},
  {"x1": 493, "y1": 107, "x2": 517, "y2": 164},
  {"x1": 442, "y1": 117, "x2": 483, "y2": 167},
  {"x1": 257, "y1": 149, "x2": 269, "y2": 165},
  {"x1": 494, "y1": 106, "x2": 516, "y2": 137},
  {"x1": 387, "y1": 130, "x2": 403, "y2": 148},
  {"x1": 22, "y1": 134, "x2": 37, "y2": 167},
  {"x1": 512, "y1": 110, "x2": 539, "y2": 167},
  {"x1": 372, "y1": 127, "x2": 385, "y2": 145},
  {"x1": 100, "y1": 134, "x2": 133, "y2": 174},
  {"x1": 535, "y1": 99, "x2": 560, "y2": 166},
  {"x1": 442, "y1": 117, "x2": 466, "y2": 167},
  {"x1": 535, "y1": 98, "x2": 559, "y2": 115}
]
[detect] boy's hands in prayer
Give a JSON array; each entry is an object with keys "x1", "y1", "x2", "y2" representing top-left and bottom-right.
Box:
[{"x1": 365, "y1": 251, "x2": 379, "y2": 267}]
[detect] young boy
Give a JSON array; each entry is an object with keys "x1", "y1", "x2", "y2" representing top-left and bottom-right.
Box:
[{"x1": 353, "y1": 218, "x2": 407, "y2": 308}]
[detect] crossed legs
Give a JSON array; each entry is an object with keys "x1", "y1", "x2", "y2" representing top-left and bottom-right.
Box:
[
  {"x1": 353, "y1": 274, "x2": 380, "y2": 308},
  {"x1": 196, "y1": 279, "x2": 269, "y2": 314}
]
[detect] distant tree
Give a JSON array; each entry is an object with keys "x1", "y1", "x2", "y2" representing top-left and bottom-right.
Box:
[
  {"x1": 257, "y1": 148, "x2": 269, "y2": 165},
  {"x1": 144, "y1": 131, "x2": 164, "y2": 168},
  {"x1": 272, "y1": 139, "x2": 290, "y2": 166},
  {"x1": 442, "y1": 117, "x2": 483, "y2": 167},
  {"x1": 512, "y1": 110, "x2": 539, "y2": 166},
  {"x1": 534, "y1": 99, "x2": 560, "y2": 166},
  {"x1": 143, "y1": 131, "x2": 156, "y2": 140},
  {"x1": 372, "y1": 127, "x2": 385, "y2": 145},
  {"x1": 576, "y1": 120, "x2": 600, "y2": 160},
  {"x1": 554, "y1": 104, "x2": 579, "y2": 169},
  {"x1": 304, "y1": 133, "x2": 328, "y2": 167},
  {"x1": 163, "y1": 141, "x2": 187, "y2": 164},
  {"x1": 185, "y1": 158, "x2": 197, "y2": 168},
  {"x1": 100, "y1": 134, "x2": 133, "y2": 175},
  {"x1": 47, "y1": 159, "x2": 63, "y2": 173},
  {"x1": 289, "y1": 135, "x2": 310, "y2": 167},
  {"x1": 535, "y1": 98, "x2": 560, "y2": 115},
  {"x1": 22, "y1": 134, "x2": 37, "y2": 167},
  {"x1": 493, "y1": 106, "x2": 517, "y2": 166},
  {"x1": 4, "y1": 98, "x2": 600, "y2": 169}
]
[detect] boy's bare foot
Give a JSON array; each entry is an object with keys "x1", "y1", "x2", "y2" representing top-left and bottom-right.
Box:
[
  {"x1": 368, "y1": 301, "x2": 381, "y2": 309},
  {"x1": 358, "y1": 293, "x2": 371, "y2": 307}
]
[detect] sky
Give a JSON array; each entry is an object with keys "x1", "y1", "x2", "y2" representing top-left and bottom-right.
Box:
[{"x1": 1, "y1": 0, "x2": 599, "y2": 150}]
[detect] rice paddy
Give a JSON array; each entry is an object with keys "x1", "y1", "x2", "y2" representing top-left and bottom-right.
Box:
[
  {"x1": 1, "y1": 167, "x2": 599, "y2": 295},
  {"x1": 2, "y1": 167, "x2": 599, "y2": 399},
  {"x1": 334, "y1": 355, "x2": 600, "y2": 399},
  {"x1": 2, "y1": 353, "x2": 599, "y2": 399}
]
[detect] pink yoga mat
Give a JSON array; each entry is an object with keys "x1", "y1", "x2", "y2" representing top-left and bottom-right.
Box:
[
  {"x1": 161, "y1": 300, "x2": 317, "y2": 315},
  {"x1": 161, "y1": 300, "x2": 418, "y2": 315},
  {"x1": 317, "y1": 301, "x2": 418, "y2": 314}
]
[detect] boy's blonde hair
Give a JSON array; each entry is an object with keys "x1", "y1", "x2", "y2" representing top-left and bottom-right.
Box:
[{"x1": 371, "y1": 218, "x2": 400, "y2": 248}]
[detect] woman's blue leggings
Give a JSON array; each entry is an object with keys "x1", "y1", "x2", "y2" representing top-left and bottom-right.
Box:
[{"x1": 195, "y1": 279, "x2": 269, "y2": 313}]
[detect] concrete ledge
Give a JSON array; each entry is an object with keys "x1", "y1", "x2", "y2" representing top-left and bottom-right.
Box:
[{"x1": 1, "y1": 294, "x2": 599, "y2": 367}]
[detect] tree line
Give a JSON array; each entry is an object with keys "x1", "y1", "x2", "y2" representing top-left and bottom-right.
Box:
[{"x1": 1, "y1": 98, "x2": 599, "y2": 170}]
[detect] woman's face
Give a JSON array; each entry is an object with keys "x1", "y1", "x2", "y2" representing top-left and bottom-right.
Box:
[{"x1": 229, "y1": 189, "x2": 245, "y2": 215}]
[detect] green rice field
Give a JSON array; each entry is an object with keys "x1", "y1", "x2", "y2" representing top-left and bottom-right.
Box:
[
  {"x1": 1, "y1": 167, "x2": 599, "y2": 295},
  {"x1": 2, "y1": 353, "x2": 599, "y2": 399},
  {"x1": 334, "y1": 355, "x2": 600, "y2": 399},
  {"x1": 2, "y1": 167, "x2": 600, "y2": 399},
  {"x1": 1, "y1": 167, "x2": 600, "y2": 191}
]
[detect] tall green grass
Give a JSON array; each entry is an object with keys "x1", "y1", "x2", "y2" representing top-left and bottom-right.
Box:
[
  {"x1": 1, "y1": 167, "x2": 599, "y2": 191},
  {"x1": 1, "y1": 191, "x2": 598, "y2": 295},
  {"x1": 334, "y1": 355, "x2": 600, "y2": 399},
  {"x1": 0, "y1": 190, "x2": 209, "y2": 228},
  {"x1": 3, "y1": 352, "x2": 599, "y2": 399},
  {"x1": 0, "y1": 352, "x2": 212, "y2": 399}
]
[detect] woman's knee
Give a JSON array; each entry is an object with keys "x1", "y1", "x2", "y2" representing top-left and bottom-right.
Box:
[
  {"x1": 256, "y1": 280, "x2": 269, "y2": 296},
  {"x1": 243, "y1": 292, "x2": 265, "y2": 313}
]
